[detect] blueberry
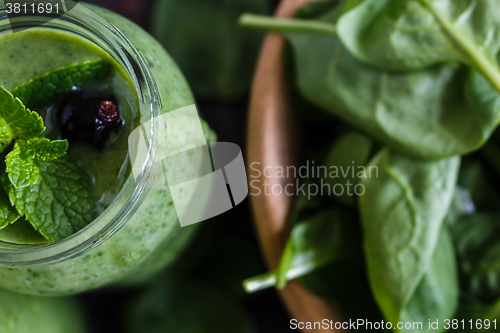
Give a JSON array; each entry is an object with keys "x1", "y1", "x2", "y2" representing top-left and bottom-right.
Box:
[{"x1": 57, "y1": 90, "x2": 123, "y2": 150}]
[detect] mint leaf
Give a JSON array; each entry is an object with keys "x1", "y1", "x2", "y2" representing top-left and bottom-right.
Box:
[
  {"x1": 2, "y1": 156, "x2": 96, "y2": 242},
  {"x1": 19, "y1": 138, "x2": 68, "y2": 161},
  {"x1": 12, "y1": 60, "x2": 111, "y2": 108},
  {"x1": 0, "y1": 185, "x2": 20, "y2": 229},
  {"x1": 0, "y1": 86, "x2": 45, "y2": 142},
  {"x1": 0, "y1": 118, "x2": 13, "y2": 153},
  {"x1": 5, "y1": 138, "x2": 68, "y2": 188}
]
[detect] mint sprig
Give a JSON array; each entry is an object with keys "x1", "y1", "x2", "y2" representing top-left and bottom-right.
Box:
[{"x1": 0, "y1": 59, "x2": 108, "y2": 241}]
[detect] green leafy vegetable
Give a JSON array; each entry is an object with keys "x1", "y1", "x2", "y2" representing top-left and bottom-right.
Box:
[
  {"x1": 2, "y1": 156, "x2": 96, "y2": 242},
  {"x1": 359, "y1": 149, "x2": 459, "y2": 330},
  {"x1": 399, "y1": 227, "x2": 458, "y2": 332},
  {"x1": 336, "y1": 0, "x2": 500, "y2": 94},
  {"x1": 11, "y1": 59, "x2": 111, "y2": 108},
  {"x1": 239, "y1": 13, "x2": 500, "y2": 160},
  {"x1": 5, "y1": 138, "x2": 68, "y2": 188},
  {"x1": 152, "y1": 0, "x2": 268, "y2": 101},
  {"x1": 323, "y1": 132, "x2": 372, "y2": 206}
]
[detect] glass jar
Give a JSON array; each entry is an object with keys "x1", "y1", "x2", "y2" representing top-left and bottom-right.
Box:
[{"x1": 0, "y1": 2, "x2": 202, "y2": 296}]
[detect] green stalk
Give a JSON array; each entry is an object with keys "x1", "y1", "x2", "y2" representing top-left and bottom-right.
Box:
[
  {"x1": 239, "y1": 13, "x2": 336, "y2": 36},
  {"x1": 419, "y1": 0, "x2": 500, "y2": 95},
  {"x1": 242, "y1": 246, "x2": 338, "y2": 293},
  {"x1": 243, "y1": 272, "x2": 276, "y2": 293},
  {"x1": 275, "y1": 240, "x2": 294, "y2": 290}
]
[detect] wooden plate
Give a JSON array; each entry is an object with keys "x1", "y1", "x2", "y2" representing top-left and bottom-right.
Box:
[{"x1": 246, "y1": 0, "x2": 346, "y2": 332}]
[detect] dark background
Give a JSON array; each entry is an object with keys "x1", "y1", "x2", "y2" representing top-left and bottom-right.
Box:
[{"x1": 80, "y1": 0, "x2": 293, "y2": 332}]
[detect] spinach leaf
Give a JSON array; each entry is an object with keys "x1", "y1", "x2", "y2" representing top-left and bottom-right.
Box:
[
  {"x1": 323, "y1": 132, "x2": 372, "y2": 207},
  {"x1": 337, "y1": 0, "x2": 500, "y2": 94},
  {"x1": 452, "y1": 213, "x2": 500, "y2": 304},
  {"x1": 152, "y1": 0, "x2": 268, "y2": 101},
  {"x1": 399, "y1": 227, "x2": 459, "y2": 333},
  {"x1": 243, "y1": 207, "x2": 358, "y2": 293},
  {"x1": 240, "y1": 13, "x2": 500, "y2": 160},
  {"x1": 359, "y1": 148, "x2": 459, "y2": 330}
]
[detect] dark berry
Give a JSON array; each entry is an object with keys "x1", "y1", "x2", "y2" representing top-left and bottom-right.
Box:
[
  {"x1": 98, "y1": 101, "x2": 119, "y2": 122},
  {"x1": 57, "y1": 91, "x2": 123, "y2": 150}
]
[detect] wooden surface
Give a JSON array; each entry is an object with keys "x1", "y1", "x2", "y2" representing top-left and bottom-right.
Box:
[{"x1": 246, "y1": 0, "x2": 346, "y2": 332}]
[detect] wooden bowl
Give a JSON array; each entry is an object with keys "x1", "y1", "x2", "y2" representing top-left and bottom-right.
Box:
[{"x1": 246, "y1": 0, "x2": 346, "y2": 332}]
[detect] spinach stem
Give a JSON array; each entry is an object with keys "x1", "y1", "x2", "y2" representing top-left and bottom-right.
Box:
[
  {"x1": 243, "y1": 272, "x2": 276, "y2": 293},
  {"x1": 419, "y1": 0, "x2": 500, "y2": 95},
  {"x1": 242, "y1": 252, "x2": 336, "y2": 293},
  {"x1": 239, "y1": 13, "x2": 336, "y2": 36},
  {"x1": 275, "y1": 240, "x2": 294, "y2": 290}
]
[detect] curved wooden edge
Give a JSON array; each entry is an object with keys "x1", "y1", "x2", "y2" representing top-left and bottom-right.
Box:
[{"x1": 246, "y1": 0, "x2": 346, "y2": 332}]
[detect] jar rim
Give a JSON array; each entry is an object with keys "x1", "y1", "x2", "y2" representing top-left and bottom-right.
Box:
[{"x1": 0, "y1": 3, "x2": 161, "y2": 266}]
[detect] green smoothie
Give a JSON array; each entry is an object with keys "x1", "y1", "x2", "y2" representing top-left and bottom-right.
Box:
[{"x1": 0, "y1": 3, "x2": 212, "y2": 295}]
